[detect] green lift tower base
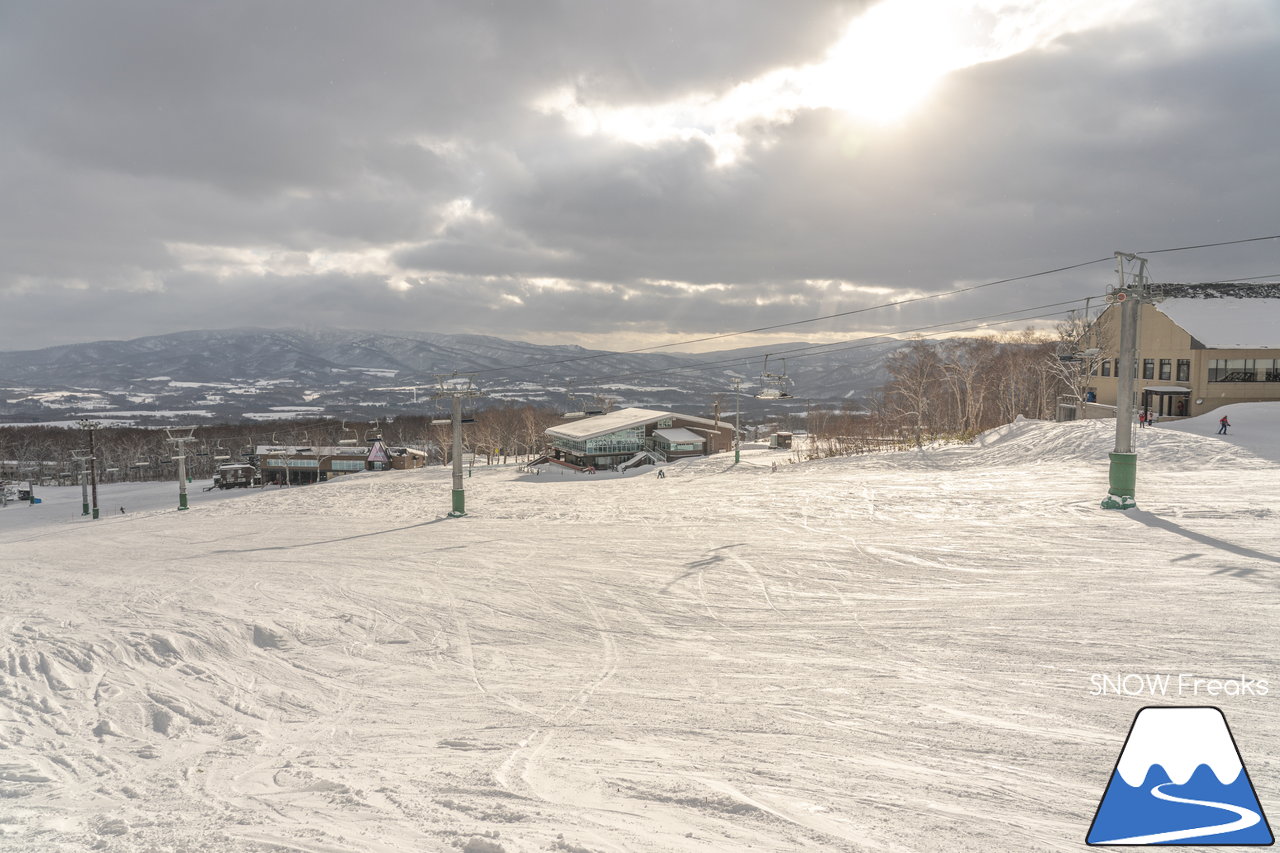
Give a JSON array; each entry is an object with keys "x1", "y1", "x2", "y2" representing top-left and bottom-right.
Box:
[{"x1": 1100, "y1": 451, "x2": 1137, "y2": 510}]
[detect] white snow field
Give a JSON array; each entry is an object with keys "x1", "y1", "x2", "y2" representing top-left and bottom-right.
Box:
[{"x1": 2, "y1": 410, "x2": 1278, "y2": 852}]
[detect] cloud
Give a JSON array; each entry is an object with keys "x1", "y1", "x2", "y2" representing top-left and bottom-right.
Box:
[{"x1": 1, "y1": 0, "x2": 1278, "y2": 352}]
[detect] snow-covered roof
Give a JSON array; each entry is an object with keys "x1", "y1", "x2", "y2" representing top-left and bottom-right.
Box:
[
  {"x1": 546, "y1": 407, "x2": 720, "y2": 441},
  {"x1": 256, "y1": 445, "x2": 377, "y2": 456},
  {"x1": 1156, "y1": 298, "x2": 1280, "y2": 349},
  {"x1": 654, "y1": 428, "x2": 704, "y2": 444}
]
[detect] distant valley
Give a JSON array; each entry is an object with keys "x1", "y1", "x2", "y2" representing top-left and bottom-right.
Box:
[{"x1": 0, "y1": 328, "x2": 905, "y2": 426}]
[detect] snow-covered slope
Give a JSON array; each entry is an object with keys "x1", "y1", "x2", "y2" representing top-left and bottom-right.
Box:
[
  {"x1": 1160, "y1": 401, "x2": 1280, "y2": 462},
  {"x1": 2, "y1": 417, "x2": 1277, "y2": 852}
]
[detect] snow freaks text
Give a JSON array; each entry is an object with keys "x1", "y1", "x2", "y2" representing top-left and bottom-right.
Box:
[{"x1": 1090, "y1": 674, "x2": 1269, "y2": 698}]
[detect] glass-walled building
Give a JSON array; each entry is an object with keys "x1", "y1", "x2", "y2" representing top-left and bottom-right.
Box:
[{"x1": 545, "y1": 408, "x2": 736, "y2": 470}]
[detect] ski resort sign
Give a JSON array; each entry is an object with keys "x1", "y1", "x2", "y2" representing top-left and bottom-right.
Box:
[{"x1": 1087, "y1": 706, "x2": 1273, "y2": 846}]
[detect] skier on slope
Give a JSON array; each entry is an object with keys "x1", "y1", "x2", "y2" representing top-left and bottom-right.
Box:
[{"x1": 1218, "y1": 415, "x2": 1231, "y2": 435}]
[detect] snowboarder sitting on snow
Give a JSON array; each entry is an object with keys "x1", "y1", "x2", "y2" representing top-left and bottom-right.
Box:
[
  {"x1": 120, "y1": 506, "x2": 125, "y2": 514},
  {"x1": 1218, "y1": 415, "x2": 1230, "y2": 435}
]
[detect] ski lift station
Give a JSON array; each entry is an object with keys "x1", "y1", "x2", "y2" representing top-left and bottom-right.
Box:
[
  {"x1": 543, "y1": 407, "x2": 736, "y2": 471},
  {"x1": 254, "y1": 439, "x2": 427, "y2": 485}
]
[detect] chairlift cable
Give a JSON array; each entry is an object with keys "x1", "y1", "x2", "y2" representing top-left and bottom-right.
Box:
[
  {"x1": 554, "y1": 296, "x2": 1093, "y2": 390},
  {"x1": 463, "y1": 257, "x2": 1114, "y2": 379},
  {"x1": 446, "y1": 232, "x2": 1280, "y2": 385},
  {"x1": 1136, "y1": 233, "x2": 1280, "y2": 255}
]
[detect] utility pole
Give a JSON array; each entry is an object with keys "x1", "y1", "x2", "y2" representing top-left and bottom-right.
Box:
[
  {"x1": 730, "y1": 378, "x2": 743, "y2": 463},
  {"x1": 75, "y1": 420, "x2": 101, "y2": 519},
  {"x1": 165, "y1": 426, "x2": 197, "y2": 511},
  {"x1": 73, "y1": 449, "x2": 91, "y2": 516},
  {"x1": 1101, "y1": 252, "x2": 1149, "y2": 511},
  {"x1": 87, "y1": 423, "x2": 99, "y2": 519},
  {"x1": 433, "y1": 375, "x2": 481, "y2": 517}
]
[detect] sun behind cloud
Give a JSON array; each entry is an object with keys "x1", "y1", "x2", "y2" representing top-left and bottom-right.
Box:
[{"x1": 537, "y1": 0, "x2": 1145, "y2": 163}]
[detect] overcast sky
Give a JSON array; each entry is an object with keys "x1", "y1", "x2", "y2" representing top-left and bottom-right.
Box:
[{"x1": 2, "y1": 0, "x2": 1278, "y2": 353}]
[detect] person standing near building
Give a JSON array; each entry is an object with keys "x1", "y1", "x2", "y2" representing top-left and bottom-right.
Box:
[
  {"x1": 1138, "y1": 411, "x2": 1147, "y2": 428},
  {"x1": 1219, "y1": 415, "x2": 1231, "y2": 435}
]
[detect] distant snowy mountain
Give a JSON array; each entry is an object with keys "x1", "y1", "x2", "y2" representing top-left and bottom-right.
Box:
[{"x1": 0, "y1": 328, "x2": 906, "y2": 424}]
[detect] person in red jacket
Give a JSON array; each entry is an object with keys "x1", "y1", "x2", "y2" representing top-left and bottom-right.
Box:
[{"x1": 1218, "y1": 415, "x2": 1231, "y2": 435}]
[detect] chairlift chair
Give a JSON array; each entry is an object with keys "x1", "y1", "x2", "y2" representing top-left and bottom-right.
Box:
[
  {"x1": 755, "y1": 355, "x2": 795, "y2": 400},
  {"x1": 564, "y1": 388, "x2": 604, "y2": 419},
  {"x1": 337, "y1": 421, "x2": 360, "y2": 445}
]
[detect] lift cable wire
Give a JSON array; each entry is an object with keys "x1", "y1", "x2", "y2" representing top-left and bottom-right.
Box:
[
  {"x1": 464, "y1": 258, "x2": 1113, "y2": 379},
  {"x1": 1137, "y1": 233, "x2": 1280, "y2": 255},
  {"x1": 554, "y1": 297, "x2": 1093, "y2": 390},
  {"x1": 1194, "y1": 273, "x2": 1280, "y2": 283},
  {"x1": 464, "y1": 232, "x2": 1280, "y2": 382}
]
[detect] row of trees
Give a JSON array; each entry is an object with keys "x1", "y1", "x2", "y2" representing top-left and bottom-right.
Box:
[
  {"x1": 880, "y1": 334, "x2": 1062, "y2": 443},
  {"x1": 3, "y1": 323, "x2": 1097, "y2": 482},
  {"x1": 0, "y1": 404, "x2": 568, "y2": 485},
  {"x1": 790, "y1": 324, "x2": 1090, "y2": 458}
]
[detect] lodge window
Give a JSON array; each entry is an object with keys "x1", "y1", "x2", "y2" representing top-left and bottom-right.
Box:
[
  {"x1": 1142, "y1": 359, "x2": 1155, "y2": 380},
  {"x1": 1101, "y1": 360, "x2": 1111, "y2": 377},
  {"x1": 1176, "y1": 359, "x2": 1191, "y2": 382},
  {"x1": 1159, "y1": 359, "x2": 1171, "y2": 381},
  {"x1": 1207, "y1": 359, "x2": 1280, "y2": 382}
]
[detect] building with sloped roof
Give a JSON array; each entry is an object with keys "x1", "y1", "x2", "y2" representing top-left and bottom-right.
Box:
[
  {"x1": 544, "y1": 407, "x2": 736, "y2": 470},
  {"x1": 1083, "y1": 283, "x2": 1280, "y2": 419},
  {"x1": 254, "y1": 440, "x2": 427, "y2": 485}
]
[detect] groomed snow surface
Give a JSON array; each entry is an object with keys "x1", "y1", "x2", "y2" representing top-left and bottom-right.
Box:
[{"x1": 2, "y1": 407, "x2": 1278, "y2": 852}]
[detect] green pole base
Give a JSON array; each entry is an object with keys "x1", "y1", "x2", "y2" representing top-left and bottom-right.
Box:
[
  {"x1": 91, "y1": 508, "x2": 99, "y2": 520},
  {"x1": 734, "y1": 450, "x2": 740, "y2": 464},
  {"x1": 1102, "y1": 451, "x2": 1137, "y2": 511},
  {"x1": 82, "y1": 503, "x2": 90, "y2": 516},
  {"x1": 449, "y1": 489, "x2": 466, "y2": 517},
  {"x1": 178, "y1": 494, "x2": 189, "y2": 511}
]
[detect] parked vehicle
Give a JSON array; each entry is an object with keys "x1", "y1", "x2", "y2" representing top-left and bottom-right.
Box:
[{"x1": 211, "y1": 464, "x2": 261, "y2": 489}]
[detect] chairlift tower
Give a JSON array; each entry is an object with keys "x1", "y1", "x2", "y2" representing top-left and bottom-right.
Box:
[
  {"x1": 1101, "y1": 252, "x2": 1150, "y2": 511},
  {"x1": 433, "y1": 375, "x2": 482, "y2": 517},
  {"x1": 76, "y1": 420, "x2": 101, "y2": 519},
  {"x1": 165, "y1": 426, "x2": 198, "y2": 511},
  {"x1": 71, "y1": 448, "x2": 92, "y2": 517},
  {"x1": 730, "y1": 378, "x2": 743, "y2": 463}
]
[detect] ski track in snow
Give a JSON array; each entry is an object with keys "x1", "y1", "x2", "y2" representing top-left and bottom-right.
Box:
[{"x1": 0, "y1": 416, "x2": 1277, "y2": 851}]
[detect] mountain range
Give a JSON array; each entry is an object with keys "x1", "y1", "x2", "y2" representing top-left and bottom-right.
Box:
[{"x1": 0, "y1": 328, "x2": 906, "y2": 425}]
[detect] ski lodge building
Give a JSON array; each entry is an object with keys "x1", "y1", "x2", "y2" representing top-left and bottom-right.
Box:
[
  {"x1": 544, "y1": 407, "x2": 736, "y2": 470},
  {"x1": 1083, "y1": 283, "x2": 1280, "y2": 419}
]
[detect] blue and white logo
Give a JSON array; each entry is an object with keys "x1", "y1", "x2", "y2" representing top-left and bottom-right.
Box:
[{"x1": 1087, "y1": 706, "x2": 1273, "y2": 846}]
